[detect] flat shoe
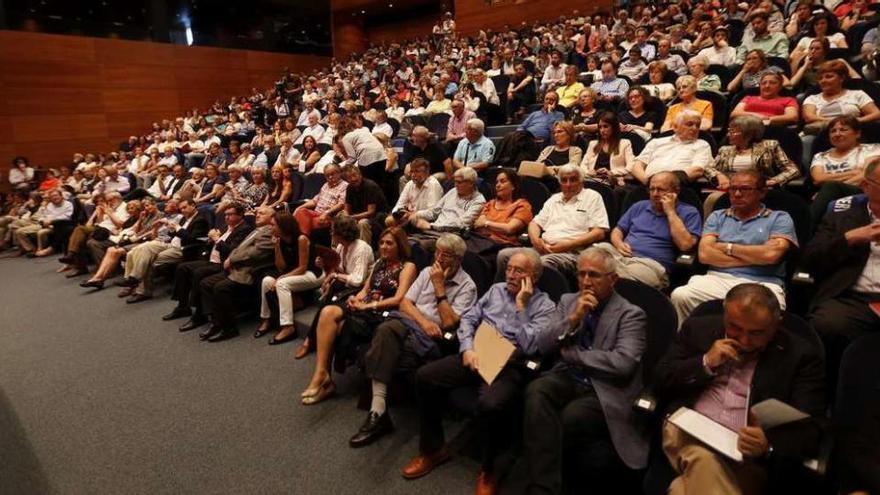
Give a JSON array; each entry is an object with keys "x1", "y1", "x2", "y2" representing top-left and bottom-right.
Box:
[
  {"x1": 80, "y1": 280, "x2": 104, "y2": 289},
  {"x1": 294, "y1": 339, "x2": 311, "y2": 359},
  {"x1": 269, "y1": 331, "x2": 297, "y2": 346},
  {"x1": 301, "y1": 380, "x2": 335, "y2": 405}
]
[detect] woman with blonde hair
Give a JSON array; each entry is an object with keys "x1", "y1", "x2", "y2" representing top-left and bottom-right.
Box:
[{"x1": 662, "y1": 76, "x2": 713, "y2": 132}]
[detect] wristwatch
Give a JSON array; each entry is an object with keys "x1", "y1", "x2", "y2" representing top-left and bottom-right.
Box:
[{"x1": 726, "y1": 243, "x2": 734, "y2": 256}]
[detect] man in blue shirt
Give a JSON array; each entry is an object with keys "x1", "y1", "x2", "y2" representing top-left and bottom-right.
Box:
[
  {"x1": 401, "y1": 248, "x2": 556, "y2": 495},
  {"x1": 518, "y1": 91, "x2": 565, "y2": 144},
  {"x1": 450, "y1": 118, "x2": 496, "y2": 173},
  {"x1": 671, "y1": 170, "x2": 797, "y2": 325},
  {"x1": 590, "y1": 60, "x2": 630, "y2": 104},
  {"x1": 595, "y1": 172, "x2": 702, "y2": 288}
]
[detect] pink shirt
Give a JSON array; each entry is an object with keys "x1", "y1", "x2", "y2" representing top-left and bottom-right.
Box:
[
  {"x1": 447, "y1": 110, "x2": 476, "y2": 140},
  {"x1": 693, "y1": 357, "x2": 758, "y2": 432}
]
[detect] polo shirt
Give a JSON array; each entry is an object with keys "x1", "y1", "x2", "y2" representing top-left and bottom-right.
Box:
[
  {"x1": 556, "y1": 82, "x2": 585, "y2": 108},
  {"x1": 534, "y1": 188, "x2": 609, "y2": 245},
  {"x1": 703, "y1": 205, "x2": 797, "y2": 285},
  {"x1": 518, "y1": 109, "x2": 565, "y2": 141},
  {"x1": 616, "y1": 200, "x2": 702, "y2": 271},
  {"x1": 453, "y1": 135, "x2": 496, "y2": 166}
]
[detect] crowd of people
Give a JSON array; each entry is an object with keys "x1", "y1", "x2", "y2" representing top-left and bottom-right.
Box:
[{"x1": 2, "y1": 1, "x2": 880, "y2": 493}]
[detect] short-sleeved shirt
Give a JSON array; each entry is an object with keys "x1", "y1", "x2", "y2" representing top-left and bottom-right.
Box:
[
  {"x1": 810, "y1": 143, "x2": 880, "y2": 175},
  {"x1": 741, "y1": 95, "x2": 799, "y2": 118},
  {"x1": 703, "y1": 206, "x2": 798, "y2": 284},
  {"x1": 401, "y1": 266, "x2": 478, "y2": 357},
  {"x1": 403, "y1": 141, "x2": 448, "y2": 175},
  {"x1": 345, "y1": 178, "x2": 388, "y2": 215},
  {"x1": 616, "y1": 200, "x2": 703, "y2": 271},
  {"x1": 556, "y1": 82, "x2": 586, "y2": 107},
  {"x1": 534, "y1": 188, "x2": 609, "y2": 245},
  {"x1": 477, "y1": 198, "x2": 534, "y2": 245},
  {"x1": 637, "y1": 135, "x2": 713, "y2": 177},
  {"x1": 314, "y1": 180, "x2": 348, "y2": 215},
  {"x1": 804, "y1": 89, "x2": 874, "y2": 119},
  {"x1": 453, "y1": 135, "x2": 496, "y2": 166},
  {"x1": 665, "y1": 99, "x2": 713, "y2": 128}
]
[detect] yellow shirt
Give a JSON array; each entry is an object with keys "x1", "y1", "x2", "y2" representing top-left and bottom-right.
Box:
[
  {"x1": 664, "y1": 99, "x2": 713, "y2": 129},
  {"x1": 556, "y1": 82, "x2": 585, "y2": 108}
]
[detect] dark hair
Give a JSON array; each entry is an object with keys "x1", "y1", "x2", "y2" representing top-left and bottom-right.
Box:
[
  {"x1": 379, "y1": 226, "x2": 411, "y2": 260},
  {"x1": 808, "y1": 12, "x2": 840, "y2": 37},
  {"x1": 226, "y1": 201, "x2": 247, "y2": 216},
  {"x1": 598, "y1": 111, "x2": 622, "y2": 155},
  {"x1": 732, "y1": 169, "x2": 767, "y2": 190},
  {"x1": 828, "y1": 115, "x2": 861, "y2": 135},
  {"x1": 725, "y1": 283, "x2": 781, "y2": 321},
  {"x1": 12, "y1": 156, "x2": 28, "y2": 167},
  {"x1": 331, "y1": 214, "x2": 360, "y2": 242},
  {"x1": 495, "y1": 167, "x2": 523, "y2": 200},
  {"x1": 274, "y1": 211, "x2": 300, "y2": 243}
]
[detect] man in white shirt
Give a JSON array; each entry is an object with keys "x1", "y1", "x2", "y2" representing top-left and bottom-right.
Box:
[
  {"x1": 181, "y1": 132, "x2": 206, "y2": 169},
  {"x1": 371, "y1": 111, "x2": 394, "y2": 139},
  {"x1": 275, "y1": 135, "x2": 302, "y2": 169},
  {"x1": 497, "y1": 164, "x2": 609, "y2": 278},
  {"x1": 387, "y1": 159, "x2": 444, "y2": 228},
  {"x1": 17, "y1": 189, "x2": 74, "y2": 256},
  {"x1": 274, "y1": 97, "x2": 290, "y2": 118},
  {"x1": 540, "y1": 50, "x2": 568, "y2": 93},
  {"x1": 158, "y1": 146, "x2": 179, "y2": 168},
  {"x1": 631, "y1": 110, "x2": 713, "y2": 185},
  {"x1": 202, "y1": 128, "x2": 221, "y2": 150},
  {"x1": 295, "y1": 113, "x2": 325, "y2": 146},
  {"x1": 296, "y1": 100, "x2": 322, "y2": 127},
  {"x1": 697, "y1": 27, "x2": 737, "y2": 67},
  {"x1": 472, "y1": 69, "x2": 500, "y2": 106},
  {"x1": 100, "y1": 165, "x2": 131, "y2": 198}
]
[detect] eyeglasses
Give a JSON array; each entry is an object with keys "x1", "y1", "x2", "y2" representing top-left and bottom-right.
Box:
[
  {"x1": 729, "y1": 186, "x2": 761, "y2": 194},
  {"x1": 577, "y1": 270, "x2": 614, "y2": 279}
]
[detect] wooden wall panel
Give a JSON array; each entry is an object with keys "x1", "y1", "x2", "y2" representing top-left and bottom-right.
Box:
[
  {"x1": 454, "y1": 0, "x2": 614, "y2": 35},
  {"x1": 0, "y1": 30, "x2": 330, "y2": 184},
  {"x1": 367, "y1": 15, "x2": 437, "y2": 45}
]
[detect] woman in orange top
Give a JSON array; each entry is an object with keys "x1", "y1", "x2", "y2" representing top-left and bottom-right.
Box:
[{"x1": 468, "y1": 168, "x2": 533, "y2": 254}]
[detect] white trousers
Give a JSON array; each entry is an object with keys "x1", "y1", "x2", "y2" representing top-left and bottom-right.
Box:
[
  {"x1": 670, "y1": 271, "x2": 786, "y2": 328},
  {"x1": 592, "y1": 242, "x2": 669, "y2": 289},
  {"x1": 260, "y1": 271, "x2": 320, "y2": 325}
]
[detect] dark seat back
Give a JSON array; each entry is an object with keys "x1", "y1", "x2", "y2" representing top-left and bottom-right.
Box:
[{"x1": 615, "y1": 278, "x2": 678, "y2": 381}]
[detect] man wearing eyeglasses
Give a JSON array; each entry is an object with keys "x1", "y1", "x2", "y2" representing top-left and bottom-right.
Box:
[
  {"x1": 671, "y1": 170, "x2": 797, "y2": 326},
  {"x1": 803, "y1": 157, "x2": 880, "y2": 390},
  {"x1": 594, "y1": 172, "x2": 702, "y2": 289},
  {"x1": 522, "y1": 247, "x2": 649, "y2": 493}
]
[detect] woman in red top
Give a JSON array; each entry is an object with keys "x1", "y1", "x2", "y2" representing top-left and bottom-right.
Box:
[{"x1": 730, "y1": 72, "x2": 800, "y2": 126}]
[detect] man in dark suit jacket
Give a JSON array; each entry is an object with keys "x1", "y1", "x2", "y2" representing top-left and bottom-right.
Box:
[
  {"x1": 523, "y1": 247, "x2": 649, "y2": 494},
  {"x1": 656, "y1": 283, "x2": 826, "y2": 495},
  {"x1": 163, "y1": 202, "x2": 254, "y2": 328},
  {"x1": 197, "y1": 206, "x2": 276, "y2": 342},
  {"x1": 803, "y1": 158, "x2": 880, "y2": 385}
]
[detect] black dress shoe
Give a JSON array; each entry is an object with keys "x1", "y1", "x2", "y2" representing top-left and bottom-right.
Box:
[
  {"x1": 80, "y1": 280, "x2": 104, "y2": 289},
  {"x1": 126, "y1": 293, "x2": 152, "y2": 304},
  {"x1": 163, "y1": 307, "x2": 192, "y2": 321},
  {"x1": 199, "y1": 326, "x2": 220, "y2": 340},
  {"x1": 207, "y1": 327, "x2": 239, "y2": 342},
  {"x1": 114, "y1": 277, "x2": 139, "y2": 288},
  {"x1": 268, "y1": 332, "x2": 297, "y2": 346},
  {"x1": 180, "y1": 316, "x2": 208, "y2": 332},
  {"x1": 349, "y1": 411, "x2": 394, "y2": 448},
  {"x1": 253, "y1": 327, "x2": 273, "y2": 338}
]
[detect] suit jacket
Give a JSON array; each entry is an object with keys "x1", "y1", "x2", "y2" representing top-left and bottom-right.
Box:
[
  {"x1": 802, "y1": 205, "x2": 873, "y2": 308},
  {"x1": 706, "y1": 140, "x2": 800, "y2": 185},
  {"x1": 537, "y1": 291, "x2": 650, "y2": 470},
  {"x1": 173, "y1": 212, "x2": 210, "y2": 251},
  {"x1": 226, "y1": 225, "x2": 275, "y2": 284},
  {"x1": 207, "y1": 222, "x2": 254, "y2": 263},
  {"x1": 655, "y1": 315, "x2": 826, "y2": 466}
]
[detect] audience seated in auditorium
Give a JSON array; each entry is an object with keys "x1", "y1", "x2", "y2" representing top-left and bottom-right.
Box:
[
  {"x1": 536, "y1": 121, "x2": 583, "y2": 177},
  {"x1": 388, "y1": 158, "x2": 444, "y2": 229},
  {"x1": 570, "y1": 88, "x2": 600, "y2": 138},
  {"x1": 301, "y1": 227, "x2": 416, "y2": 405},
  {"x1": 656, "y1": 283, "x2": 825, "y2": 495},
  {"x1": 196, "y1": 206, "x2": 275, "y2": 342},
  {"x1": 598, "y1": 172, "x2": 701, "y2": 289},
  {"x1": 58, "y1": 192, "x2": 129, "y2": 275},
  {"x1": 810, "y1": 116, "x2": 880, "y2": 220},
  {"x1": 631, "y1": 110, "x2": 713, "y2": 185},
  {"x1": 293, "y1": 163, "x2": 347, "y2": 236},
  {"x1": 524, "y1": 247, "x2": 649, "y2": 493},
  {"x1": 409, "y1": 167, "x2": 486, "y2": 249},
  {"x1": 581, "y1": 112, "x2": 635, "y2": 187},
  {"x1": 706, "y1": 116, "x2": 800, "y2": 190},
  {"x1": 505, "y1": 62, "x2": 536, "y2": 124},
  {"x1": 166, "y1": 202, "x2": 254, "y2": 330},
  {"x1": 497, "y1": 164, "x2": 608, "y2": 278},
  {"x1": 803, "y1": 60, "x2": 880, "y2": 133},
  {"x1": 8, "y1": 157, "x2": 34, "y2": 191},
  {"x1": 730, "y1": 73, "x2": 800, "y2": 126},
  {"x1": 400, "y1": 126, "x2": 449, "y2": 184},
  {"x1": 518, "y1": 92, "x2": 565, "y2": 145},
  {"x1": 803, "y1": 157, "x2": 880, "y2": 386},
  {"x1": 449, "y1": 118, "x2": 495, "y2": 174},
  {"x1": 735, "y1": 11, "x2": 789, "y2": 63},
  {"x1": 401, "y1": 248, "x2": 555, "y2": 494},
  {"x1": 687, "y1": 55, "x2": 723, "y2": 94},
  {"x1": 671, "y1": 170, "x2": 796, "y2": 324},
  {"x1": 15, "y1": 189, "x2": 73, "y2": 257}
]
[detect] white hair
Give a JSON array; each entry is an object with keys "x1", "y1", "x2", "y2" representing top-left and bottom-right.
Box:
[
  {"x1": 674, "y1": 109, "x2": 703, "y2": 126},
  {"x1": 556, "y1": 163, "x2": 583, "y2": 181},
  {"x1": 454, "y1": 166, "x2": 478, "y2": 182},
  {"x1": 466, "y1": 118, "x2": 485, "y2": 135}
]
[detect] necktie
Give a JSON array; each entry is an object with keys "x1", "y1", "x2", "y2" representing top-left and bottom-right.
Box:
[
  {"x1": 464, "y1": 144, "x2": 472, "y2": 165},
  {"x1": 579, "y1": 312, "x2": 597, "y2": 349}
]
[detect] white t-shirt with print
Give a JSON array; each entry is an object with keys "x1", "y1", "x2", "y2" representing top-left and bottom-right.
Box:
[
  {"x1": 810, "y1": 143, "x2": 880, "y2": 175},
  {"x1": 804, "y1": 89, "x2": 874, "y2": 119}
]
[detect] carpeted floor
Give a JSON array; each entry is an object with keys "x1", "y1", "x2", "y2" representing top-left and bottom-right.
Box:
[{"x1": 0, "y1": 256, "x2": 493, "y2": 494}]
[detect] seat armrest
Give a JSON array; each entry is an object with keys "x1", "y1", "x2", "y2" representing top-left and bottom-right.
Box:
[
  {"x1": 518, "y1": 233, "x2": 531, "y2": 246},
  {"x1": 676, "y1": 252, "x2": 696, "y2": 267},
  {"x1": 633, "y1": 386, "x2": 658, "y2": 414},
  {"x1": 791, "y1": 271, "x2": 814, "y2": 285}
]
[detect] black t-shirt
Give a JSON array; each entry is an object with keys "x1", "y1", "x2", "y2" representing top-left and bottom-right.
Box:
[
  {"x1": 345, "y1": 178, "x2": 388, "y2": 215},
  {"x1": 403, "y1": 141, "x2": 448, "y2": 175},
  {"x1": 618, "y1": 110, "x2": 658, "y2": 128},
  {"x1": 544, "y1": 149, "x2": 571, "y2": 166}
]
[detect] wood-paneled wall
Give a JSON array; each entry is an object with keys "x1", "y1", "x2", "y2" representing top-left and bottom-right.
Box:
[
  {"x1": 366, "y1": 14, "x2": 437, "y2": 46},
  {"x1": 0, "y1": 30, "x2": 329, "y2": 184},
  {"x1": 454, "y1": 0, "x2": 613, "y2": 35}
]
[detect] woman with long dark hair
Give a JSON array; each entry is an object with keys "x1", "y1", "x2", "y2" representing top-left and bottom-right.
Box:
[{"x1": 581, "y1": 112, "x2": 636, "y2": 187}]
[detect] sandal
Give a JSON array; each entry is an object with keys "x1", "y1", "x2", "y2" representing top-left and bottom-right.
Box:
[{"x1": 301, "y1": 376, "x2": 336, "y2": 405}]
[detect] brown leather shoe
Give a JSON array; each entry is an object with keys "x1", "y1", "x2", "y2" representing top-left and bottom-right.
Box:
[
  {"x1": 475, "y1": 470, "x2": 497, "y2": 495},
  {"x1": 401, "y1": 447, "x2": 450, "y2": 480},
  {"x1": 294, "y1": 337, "x2": 311, "y2": 360}
]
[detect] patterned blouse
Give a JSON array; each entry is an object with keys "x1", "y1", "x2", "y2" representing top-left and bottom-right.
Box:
[
  {"x1": 705, "y1": 139, "x2": 800, "y2": 185},
  {"x1": 363, "y1": 258, "x2": 405, "y2": 304}
]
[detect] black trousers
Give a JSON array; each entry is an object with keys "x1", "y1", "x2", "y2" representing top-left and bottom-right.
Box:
[
  {"x1": 416, "y1": 353, "x2": 531, "y2": 471},
  {"x1": 365, "y1": 318, "x2": 430, "y2": 384},
  {"x1": 810, "y1": 291, "x2": 880, "y2": 396},
  {"x1": 523, "y1": 369, "x2": 612, "y2": 495},
  {"x1": 171, "y1": 260, "x2": 221, "y2": 313},
  {"x1": 199, "y1": 273, "x2": 250, "y2": 329}
]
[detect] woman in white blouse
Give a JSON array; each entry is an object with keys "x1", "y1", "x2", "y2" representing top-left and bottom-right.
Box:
[
  {"x1": 580, "y1": 112, "x2": 636, "y2": 187},
  {"x1": 295, "y1": 214, "x2": 375, "y2": 360}
]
